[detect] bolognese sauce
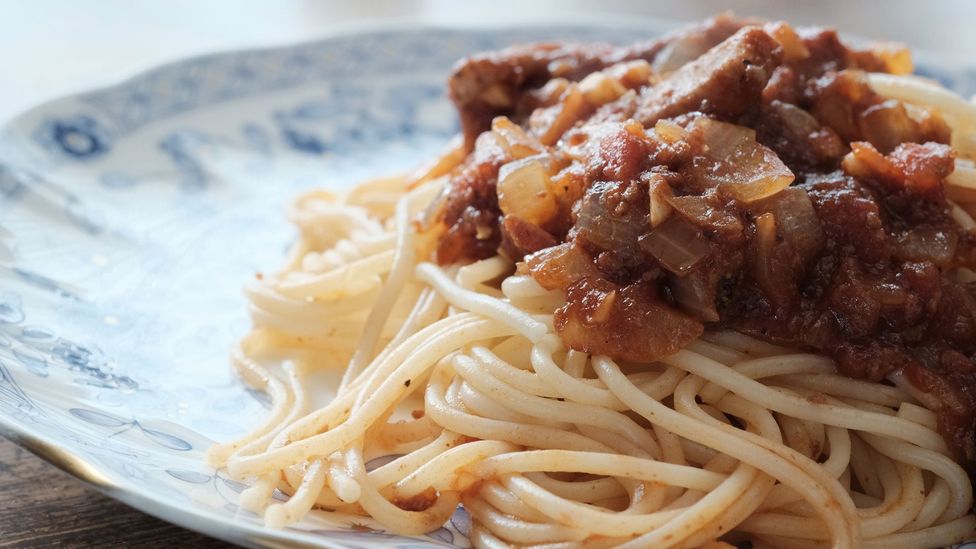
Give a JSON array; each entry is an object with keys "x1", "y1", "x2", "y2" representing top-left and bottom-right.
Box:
[{"x1": 432, "y1": 15, "x2": 976, "y2": 479}]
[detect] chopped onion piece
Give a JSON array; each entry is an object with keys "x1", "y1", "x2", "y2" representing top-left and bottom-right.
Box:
[
  {"x1": 670, "y1": 273, "x2": 719, "y2": 322},
  {"x1": 525, "y1": 242, "x2": 599, "y2": 291},
  {"x1": 492, "y1": 116, "x2": 544, "y2": 159},
  {"x1": 752, "y1": 212, "x2": 779, "y2": 300},
  {"x1": 763, "y1": 22, "x2": 809, "y2": 62},
  {"x1": 654, "y1": 119, "x2": 686, "y2": 143},
  {"x1": 606, "y1": 60, "x2": 653, "y2": 88},
  {"x1": 497, "y1": 155, "x2": 557, "y2": 226},
  {"x1": 646, "y1": 173, "x2": 674, "y2": 228},
  {"x1": 579, "y1": 72, "x2": 627, "y2": 105},
  {"x1": 639, "y1": 217, "x2": 710, "y2": 276},
  {"x1": 869, "y1": 42, "x2": 914, "y2": 75},
  {"x1": 537, "y1": 85, "x2": 586, "y2": 146},
  {"x1": 690, "y1": 118, "x2": 795, "y2": 202}
]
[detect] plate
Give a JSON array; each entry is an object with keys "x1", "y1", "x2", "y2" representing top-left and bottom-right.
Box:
[{"x1": 1, "y1": 22, "x2": 975, "y2": 549}]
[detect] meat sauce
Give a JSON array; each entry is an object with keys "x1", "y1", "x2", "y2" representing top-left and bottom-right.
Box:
[{"x1": 432, "y1": 16, "x2": 976, "y2": 477}]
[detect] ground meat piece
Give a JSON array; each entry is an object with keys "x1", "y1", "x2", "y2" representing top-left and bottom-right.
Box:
[
  {"x1": 555, "y1": 277, "x2": 703, "y2": 362},
  {"x1": 448, "y1": 14, "x2": 752, "y2": 148},
  {"x1": 633, "y1": 27, "x2": 783, "y2": 125},
  {"x1": 755, "y1": 100, "x2": 847, "y2": 170},
  {"x1": 435, "y1": 132, "x2": 509, "y2": 264},
  {"x1": 499, "y1": 215, "x2": 558, "y2": 260},
  {"x1": 433, "y1": 17, "x2": 976, "y2": 477}
]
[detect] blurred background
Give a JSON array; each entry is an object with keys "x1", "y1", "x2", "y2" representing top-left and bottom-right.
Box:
[{"x1": 2, "y1": 0, "x2": 975, "y2": 124}]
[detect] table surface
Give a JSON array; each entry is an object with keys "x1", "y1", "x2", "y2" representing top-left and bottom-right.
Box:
[
  {"x1": 2, "y1": 1, "x2": 975, "y2": 547},
  {"x1": 0, "y1": 437, "x2": 232, "y2": 548}
]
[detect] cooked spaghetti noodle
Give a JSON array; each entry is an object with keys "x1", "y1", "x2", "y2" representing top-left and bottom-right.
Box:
[{"x1": 209, "y1": 16, "x2": 976, "y2": 549}]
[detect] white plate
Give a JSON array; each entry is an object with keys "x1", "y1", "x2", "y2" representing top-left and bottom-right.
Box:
[{"x1": 1, "y1": 22, "x2": 975, "y2": 549}]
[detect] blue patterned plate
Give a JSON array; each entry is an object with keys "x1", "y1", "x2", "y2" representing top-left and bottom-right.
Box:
[{"x1": 0, "y1": 22, "x2": 974, "y2": 549}]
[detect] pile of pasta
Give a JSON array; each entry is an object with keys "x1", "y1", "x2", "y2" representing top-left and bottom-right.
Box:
[{"x1": 207, "y1": 73, "x2": 976, "y2": 548}]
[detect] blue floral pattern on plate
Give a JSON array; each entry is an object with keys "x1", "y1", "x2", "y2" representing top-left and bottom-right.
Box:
[{"x1": 0, "y1": 23, "x2": 973, "y2": 549}]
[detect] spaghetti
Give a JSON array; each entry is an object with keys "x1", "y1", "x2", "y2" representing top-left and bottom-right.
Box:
[{"x1": 209, "y1": 17, "x2": 976, "y2": 549}]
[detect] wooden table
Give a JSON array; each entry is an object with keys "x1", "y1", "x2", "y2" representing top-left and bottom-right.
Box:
[{"x1": 0, "y1": 437, "x2": 232, "y2": 548}]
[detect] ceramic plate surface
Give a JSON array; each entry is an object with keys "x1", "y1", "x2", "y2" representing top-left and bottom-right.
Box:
[{"x1": 1, "y1": 22, "x2": 975, "y2": 549}]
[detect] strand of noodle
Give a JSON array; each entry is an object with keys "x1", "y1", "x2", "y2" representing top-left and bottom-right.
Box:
[
  {"x1": 263, "y1": 379, "x2": 361, "y2": 449},
  {"x1": 344, "y1": 443, "x2": 461, "y2": 535},
  {"x1": 453, "y1": 354, "x2": 661, "y2": 455},
  {"x1": 594, "y1": 356, "x2": 860, "y2": 547},
  {"x1": 424, "y1": 364, "x2": 613, "y2": 452},
  {"x1": 851, "y1": 434, "x2": 885, "y2": 499},
  {"x1": 499, "y1": 475, "x2": 688, "y2": 537},
  {"x1": 621, "y1": 463, "x2": 765, "y2": 547},
  {"x1": 683, "y1": 376, "x2": 896, "y2": 540},
  {"x1": 206, "y1": 337, "x2": 294, "y2": 467},
  {"x1": 621, "y1": 481, "x2": 669, "y2": 514},
  {"x1": 458, "y1": 381, "x2": 564, "y2": 426},
  {"x1": 306, "y1": 233, "x2": 395, "y2": 272},
  {"x1": 867, "y1": 73, "x2": 976, "y2": 126},
  {"x1": 897, "y1": 402, "x2": 939, "y2": 430},
  {"x1": 700, "y1": 330, "x2": 791, "y2": 356},
  {"x1": 274, "y1": 250, "x2": 395, "y2": 298},
  {"x1": 457, "y1": 256, "x2": 512, "y2": 290},
  {"x1": 860, "y1": 462, "x2": 925, "y2": 534},
  {"x1": 860, "y1": 432, "x2": 973, "y2": 520},
  {"x1": 951, "y1": 200, "x2": 976, "y2": 229},
  {"x1": 835, "y1": 395, "x2": 898, "y2": 416},
  {"x1": 778, "y1": 414, "x2": 820, "y2": 459},
  {"x1": 772, "y1": 373, "x2": 910, "y2": 408},
  {"x1": 322, "y1": 452, "x2": 360, "y2": 503},
  {"x1": 468, "y1": 522, "x2": 515, "y2": 549},
  {"x1": 468, "y1": 346, "x2": 588, "y2": 398},
  {"x1": 651, "y1": 422, "x2": 686, "y2": 467},
  {"x1": 635, "y1": 366, "x2": 688, "y2": 401},
  {"x1": 361, "y1": 288, "x2": 448, "y2": 386},
  {"x1": 264, "y1": 459, "x2": 328, "y2": 528},
  {"x1": 675, "y1": 470, "x2": 776, "y2": 548},
  {"x1": 563, "y1": 350, "x2": 587, "y2": 379},
  {"x1": 221, "y1": 361, "x2": 308, "y2": 463},
  {"x1": 687, "y1": 338, "x2": 748, "y2": 365},
  {"x1": 863, "y1": 515, "x2": 976, "y2": 549},
  {"x1": 369, "y1": 410, "x2": 438, "y2": 448},
  {"x1": 369, "y1": 432, "x2": 463, "y2": 488},
  {"x1": 664, "y1": 349, "x2": 947, "y2": 450},
  {"x1": 477, "y1": 451, "x2": 726, "y2": 491},
  {"x1": 288, "y1": 204, "x2": 383, "y2": 244},
  {"x1": 479, "y1": 480, "x2": 553, "y2": 523},
  {"x1": 246, "y1": 282, "x2": 382, "y2": 321},
  {"x1": 415, "y1": 262, "x2": 548, "y2": 342},
  {"x1": 248, "y1": 303, "x2": 370, "y2": 338},
  {"x1": 903, "y1": 478, "x2": 951, "y2": 531},
  {"x1": 341, "y1": 194, "x2": 416, "y2": 389},
  {"x1": 759, "y1": 425, "x2": 852, "y2": 511},
  {"x1": 523, "y1": 472, "x2": 627, "y2": 503},
  {"x1": 464, "y1": 492, "x2": 589, "y2": 544},
  {"x1": 574, "y1": 424, "x2": 655, "y2": 459},
  {"x1": 500, "y1": 274, "x2": 557, "y2": 298},
  {"x1": 530, "y1": 336, "x2": 623, "y2": 408},
  {"x1": 710, "y1": 392, "x2": 783, "y2": 445},
  {"x1": 238, "y1": 475, "x2": 279, "y2": 512},
  {"x1": 948, "y1": 158, "x2": 976, "y2": 188},
  {"x1": 227, "y1": 316, "x2": 512, "y2": 477},
  {"x1": 393, "y1": 440, "x2": 520, "y2": 497}
]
